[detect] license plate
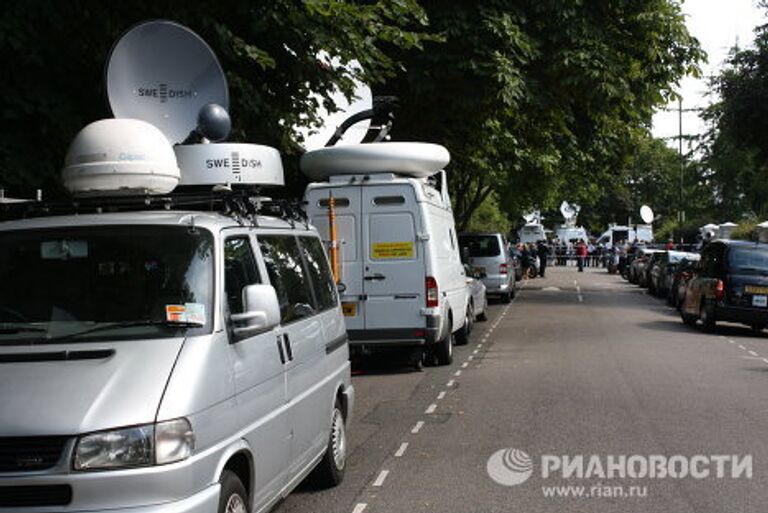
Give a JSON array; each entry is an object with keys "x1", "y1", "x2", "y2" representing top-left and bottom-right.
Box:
[
  {"x1": 746, "y1": 285, "x2": 768, "y2": 295},
  {"x1": 753, "y1": 295, "x2": 768, "y2": 308},
  {"x1": 342, "y1": 302, "x2": 357, "y2": 317}
]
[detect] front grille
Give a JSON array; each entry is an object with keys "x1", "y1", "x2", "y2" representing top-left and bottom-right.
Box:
[
  {"x1": 0, "y1": 485, "x2": 72, "y2": 507},
  {"x1": 0, "y1": 436, "x2": 69, "y2": 472}
]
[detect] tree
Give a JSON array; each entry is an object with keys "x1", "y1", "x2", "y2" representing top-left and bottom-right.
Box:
[
  {"x1": 0, "y1": 0, "x2": 431, "y2": 198},
  {"x1": 701, "y1": 13, "x2": 768, "y2": 219},
  {"x1": 382, "y1": 0, "x2": 704, "y2": 230}
]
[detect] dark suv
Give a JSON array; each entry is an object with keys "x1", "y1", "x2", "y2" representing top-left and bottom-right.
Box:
[{"x1": 680, "y1": 240, "x2": 768, "y2": 333}]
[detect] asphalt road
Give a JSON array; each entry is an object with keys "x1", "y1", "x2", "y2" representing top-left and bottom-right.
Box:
[{"x1": 274, "y1": 266, "x2": 768, "y2": 513}]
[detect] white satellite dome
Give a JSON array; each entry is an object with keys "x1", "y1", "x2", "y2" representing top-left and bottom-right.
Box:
[{"x1": 62, "y1": 119, "x2": 180, "y2": 197}]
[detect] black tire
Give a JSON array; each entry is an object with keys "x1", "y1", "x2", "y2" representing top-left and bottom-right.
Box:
[
  {"x1": 434, "y1": 330, "x2": 454, "y2": 366},
  {"x1": 700, "y1": 299, "x2": 716, "y2": 332},
  {"x1": 311, "y1": 400, "x2": 347, "y2": 487},
  {"x1": 501, "y1": 291, "x2": 512, "y2": 304},
  {"x1": 751, "y1": 324, "x2": 765, "y2": 335},
  {"x1": 218, "y1": 470, "x2": 249, "y2": 513},
  {"x1": 455, "y1": 304, "x2": 472, "y2": 345},
  {"x1": 477, "y1": 309, "x2": 488, "y2": 322}
]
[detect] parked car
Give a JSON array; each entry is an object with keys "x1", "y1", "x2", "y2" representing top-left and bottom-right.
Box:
[
  {"x1": 459, "y1": 232, "x2": 516, "y2": 303},
  {"x1": 668, "y1": 256, "x2": 701, "y2": 309},
  {"x1": 464, "y1": 264, "x2": 489, "y2": 328},
  {"x1": 639, "y1": 251, "x2": 666, "y2": 289},
  {"x1": 0, "y1": 208, "x2": 355, "y2": 513},
  {"x1": 650, "y1": 251, "x2": 700, "y2": 298},
  {"x1": 628, "y1": 248, "x2": 661, "y2": 284},
  {"x1": 680, "y1": 240, "x2": 768, "y2": 333}
]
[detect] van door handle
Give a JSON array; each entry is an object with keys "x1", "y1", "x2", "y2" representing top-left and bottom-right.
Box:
[
  {"x1": 276, "y1": 337, "x2": 286, "y2": 364},
  {"x1": 283, "y1": 334, "x2": 294, "y2": 361},
  {"x1": 364, "y1": 274, "x2": 386, "y2": 281}
]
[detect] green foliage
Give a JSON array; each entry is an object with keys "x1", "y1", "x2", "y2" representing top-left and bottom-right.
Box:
[
  {"x1": 463, "y1": 194, "x2": 511, "y2": 234},
  {"x1": 731, "y1": 219, "x2": 760, "y2": 241},
  {"x1": 0, "y1": 0, "x2": 432, "y2": 198},
  {"x1": 384, "y1": 0, "x2": 704, "y2": 229},
  {"x1": 701, "y1": 18, "x2": 768, "y2": 219}
]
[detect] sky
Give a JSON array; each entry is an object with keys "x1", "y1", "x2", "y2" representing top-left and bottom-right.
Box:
[{"x1": 651, "y1": 0, "x2": 765, "y2": 149}]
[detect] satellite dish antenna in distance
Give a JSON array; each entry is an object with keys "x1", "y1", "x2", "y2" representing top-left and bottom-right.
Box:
[
  {"x1": 106, "y1": 20, "x2": 230, "y2": 145},
  {"x1": 294, "y1": 53, "x2": 373, "y2": 151},
  {"x1": 640, "y1": 205, "x2": 654, "y2": 224}
]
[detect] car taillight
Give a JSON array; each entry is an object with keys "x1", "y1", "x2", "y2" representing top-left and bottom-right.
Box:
[
  {"x1": 499, "y1": 263, "x2": 508, "y2": 275},
  {"x1": 425, "y1": 276, "x2": 439, "y2": 308},
  {"x1": 715, "y1": 279, "x2": 725, "y2": 301}
]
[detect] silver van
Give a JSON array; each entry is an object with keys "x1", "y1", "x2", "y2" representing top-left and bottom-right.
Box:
[
  {"x1": 458, "y1": 232, "x2": 516, "y2": 303},
  {"x1": 0, "y1": 208, "x2": 354, "y2": 513}
]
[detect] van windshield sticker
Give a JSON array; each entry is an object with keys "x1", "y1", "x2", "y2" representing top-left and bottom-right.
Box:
[
  {"x1": 372, "y1": 242, "x2": 415, "y2": 259},
  {"x1": 165, "y1": 303, "x2": 206, "y2": 325}
]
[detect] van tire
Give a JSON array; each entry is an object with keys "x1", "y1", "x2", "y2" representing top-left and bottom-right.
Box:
[
  {"x1": 218, "y1": 470, "x2": 249, "y2": 513},
  {"x1": 311, "y1": 400, "x2": 347, "y2": 487},
  {"x1": 455, "y1": 305, "x2": 472, "y2": 346},
  {"x1": 502, "y1": 291, "x2": 512, "y2": 304},
  {"x1": 434, "y1": 331, "x2": 454, "y2": 366},
  {"x1": 477, "y1": 309, "x2": 488, "y2": 322}
]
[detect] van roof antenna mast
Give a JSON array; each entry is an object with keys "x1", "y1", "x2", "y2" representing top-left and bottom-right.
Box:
[{"x1": 325, "y1": 96, "x2": 398, "y2": 147}]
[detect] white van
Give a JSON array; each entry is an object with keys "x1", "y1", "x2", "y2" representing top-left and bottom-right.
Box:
[
  {"x1": 0, "y1": 20, "x2": 353, "y2": 512},
  {"x1": 303, "y1": 143, "x2": 469, "y2": 367}
]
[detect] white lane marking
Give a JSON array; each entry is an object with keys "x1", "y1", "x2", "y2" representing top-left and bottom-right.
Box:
[
  {"x1": 447, "y1": 379, "x2": 455, "y2": 387},
  {"x1": 352, "y1": 504, "x2": 367, "y2": 513},
  {"x1": 478, "y1": 343, "x2": 483, "y2": 348},
  {"x1": 763, "y1": 358, "x2": 768, "y2": 364},
  {"x1": 749, "y1": 350, "x2": 759, "y2": 357},
  {"x1": 373, "y1": 470, "x2": 389, "y2": 487},
  {"x1": 454, "y1": 370, "x2": 462, "y2": 377},
  {"x1": 437, "y1": 391, "x2": 446, "y2": 400},
  {"x1": 473, "y1": 349, "x2": 479, "y2": 354},
  {"x1": 411, "y1": 421, "x2": 425, "y2": 434},
  {"x1": 468, "y1": 355, "x2": 474, "y2": 361},
  {"x1": 719, "y1": 335, "x2": 727, "y2": 340},
  {"x1": 425, "y1": 403, "x2": 437, "y2": 414},
  {"x1": 729, "y1": 340, "x2": 735, "y2": 344},
  {"x1": 739, "y1": 345, "x2": 747, "y2": 350},
  {"x1": 461, "y1": 362, "x2": 469, "y2": 368},
  {"x1": 395, "y1": 442, "x2": 409, "y2": 457}
]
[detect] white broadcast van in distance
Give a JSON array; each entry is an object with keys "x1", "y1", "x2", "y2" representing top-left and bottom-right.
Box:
[
  {"x1": 303, "y1": 142, "x2": 470, "y2": 367},
  {"x1": 0, "y1": 21, "x2": 353, "y2": 513}
]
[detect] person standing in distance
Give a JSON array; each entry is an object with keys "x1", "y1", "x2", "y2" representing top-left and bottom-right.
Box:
[
  {"x1": 537, "y1": 239, "x2": 549, "y2": 278},
  {"x1": 576, "y1": 239, "x2": 588, "y2": 272}
]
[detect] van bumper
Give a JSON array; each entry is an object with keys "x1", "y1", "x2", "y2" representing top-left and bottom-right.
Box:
[
  {"x1": 348, "y1": 326, "x2": 440, "y2": 349},
  {"x1": 715, "y1": 304, "x2": 768, "y2": 326}
]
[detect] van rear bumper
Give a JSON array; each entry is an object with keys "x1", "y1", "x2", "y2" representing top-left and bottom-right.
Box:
[
  {"x1": 715, "y1": 304, "x2": 768, "y2": 326},
  {"x1": 347, "y1": 326, "x2": 440, "y2": 348}
]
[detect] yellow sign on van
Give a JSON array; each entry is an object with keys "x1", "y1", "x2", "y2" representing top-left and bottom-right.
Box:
[{"x1": 371, "y1": 242, "x2": 414, "y2": 259}]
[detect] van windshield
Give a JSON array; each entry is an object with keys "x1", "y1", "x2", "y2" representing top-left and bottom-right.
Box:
[
  {"x1": 459, "y1": 235, "x2": 501, "y2": 257},
  {"x1": 0, "y1": 226, "x2": 214, "y2": 343},
  {"x1": 728, "y1": 246, "x2": 768, "y2": 275}
]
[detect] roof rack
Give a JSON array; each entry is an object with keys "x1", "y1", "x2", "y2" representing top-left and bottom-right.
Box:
[{"x1": 0, "y1": 188, "x2": 308, "y2": 228}]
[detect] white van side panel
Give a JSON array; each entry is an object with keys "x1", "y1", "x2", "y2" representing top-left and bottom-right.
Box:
[{"x1": 422, "y1": 202, "x2": 467, "y2": 334}]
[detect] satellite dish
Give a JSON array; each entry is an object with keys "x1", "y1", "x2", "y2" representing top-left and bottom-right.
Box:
[
  {"x1": 106, "y1": 20, "x2": 229, "y2": 144},
  {"x1": 640, "y1": 205, "x2": 654, "y2": 224},
  {"x1": 294, "y1": 52, "x2": 373, "y2": 151},
  {"x1": 560, "y1": 201, "x2": 580, "y2": 221}
]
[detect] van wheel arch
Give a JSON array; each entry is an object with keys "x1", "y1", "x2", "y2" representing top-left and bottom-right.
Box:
[{"x1": 221, "y1": 451, "x2": 253, "y2": 507}]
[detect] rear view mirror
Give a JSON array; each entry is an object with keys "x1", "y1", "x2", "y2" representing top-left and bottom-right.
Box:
[
  {"x1": 337, "y1": 282, "x2": 347, "y2": 294},
  {"x1": 230, "y1": 284, "x2": 280, "y2": 339}
]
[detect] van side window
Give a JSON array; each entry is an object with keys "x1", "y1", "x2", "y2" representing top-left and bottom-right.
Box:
[
  {"x1": 373, "y1": 195, "x2": 406, "y2": 206},
  {"x1": 258, "y1": 235, "x2": 315, "y2": 323},
  {"x1": 299, "y1": 236, "x2": 338, "y2": 311},
  {"x1": 318, "y1": 198, "x2": 350, "y2": 208},
  {"x1": 224, "y1": 237, "x2": 260, "y2": 315}
]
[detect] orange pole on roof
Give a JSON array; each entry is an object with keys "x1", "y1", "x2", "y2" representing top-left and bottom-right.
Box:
[{"x1": 328, "y1": 192, "x2": 341, "y2": 283}]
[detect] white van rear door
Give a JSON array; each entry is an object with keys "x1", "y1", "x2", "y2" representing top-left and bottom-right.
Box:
[
  {"x1": 309, "y1": 187, "x2": 364, "y2": 331},
  {"x1": 362, "y1": 185, "x2": 425, "y2": 330}
]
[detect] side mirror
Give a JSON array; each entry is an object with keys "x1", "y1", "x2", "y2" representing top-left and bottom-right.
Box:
[
  {"x1": 230, "y1": 284, "x2": 280, "y2": 339},
  {"x1": 461, "y1": 246, "x2": 470, "y2": 263},
  {"x1": 337, "y1": 282, "x2": 347, "y2": 294}
]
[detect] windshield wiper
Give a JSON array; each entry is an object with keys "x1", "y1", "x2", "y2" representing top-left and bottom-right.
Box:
[
  {"x1": 46, "y1": 320, "x2": 203, "y2": 342},
  {"x1": 0, "y1": 323, "x2": 47, "y2": 335}
]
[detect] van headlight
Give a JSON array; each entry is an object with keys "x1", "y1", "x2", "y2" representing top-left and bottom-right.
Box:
[{"x1": 73, "y1": 418, "x2": 194, "y2": 470}]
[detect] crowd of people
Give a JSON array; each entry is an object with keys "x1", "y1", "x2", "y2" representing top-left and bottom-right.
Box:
[{"x1": 516, "y1": 237, "x2": 675, "y2": 277}]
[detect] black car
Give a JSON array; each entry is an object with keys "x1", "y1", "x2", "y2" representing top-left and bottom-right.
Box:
[
  {"x1": 680, "y1": 240, "x2": 768, "y2": 333},
  {"x1": 639, "y1": 251, "x2": 666, "y2": 289},
  {"x1": 667, "y1": 256, "x2": 700, "y2": 309},
  {"x1": 649, "y1": 251, "x2": 699, "y2": 298}
]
